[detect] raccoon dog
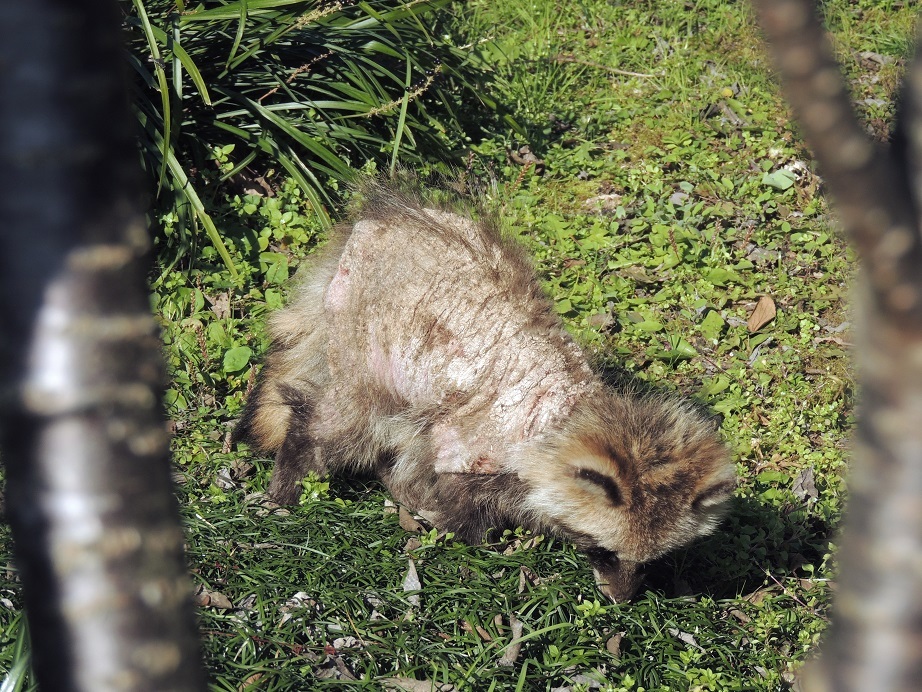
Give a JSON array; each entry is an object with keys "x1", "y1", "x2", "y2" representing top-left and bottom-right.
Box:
[{"x1": 236, "y1": 186, "x2": 735, "y2": 601}]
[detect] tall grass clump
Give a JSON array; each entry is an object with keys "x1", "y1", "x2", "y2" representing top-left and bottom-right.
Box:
[{"x1": 123, "y1": 0, "x2": 474, "y2": 275}]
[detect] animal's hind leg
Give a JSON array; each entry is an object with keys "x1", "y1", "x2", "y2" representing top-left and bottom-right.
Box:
[
  {"x1": 266, "y1": 385, "x2": 327, "y2": 505},
  {"x1": 267, "y1": 434, "x2": 322, "y2": 505}
]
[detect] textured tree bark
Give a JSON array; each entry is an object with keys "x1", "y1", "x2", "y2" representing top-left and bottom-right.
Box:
[
  {"x1": 753, "y1": 1, "x2": 922, "y2": 690},
  {"x1": 0, "y1": 1, "x2": 206, "y2": 690}
]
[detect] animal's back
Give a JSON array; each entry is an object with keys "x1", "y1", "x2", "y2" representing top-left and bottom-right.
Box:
[{"x1": 317, "y1": 202, "x2": 599, "y2": 474}]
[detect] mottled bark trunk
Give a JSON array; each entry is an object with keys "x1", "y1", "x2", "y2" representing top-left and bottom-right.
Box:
[
  {"x1": 753, "y1": 1, "x2": 922, "y2": 690},
  {"x1": 0, "y1": 1, "x2": 205, "y2": 690}
]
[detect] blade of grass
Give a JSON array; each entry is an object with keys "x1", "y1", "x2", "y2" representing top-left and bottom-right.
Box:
[
  {"x1": 164, "y1": 152, "x2": 238, "y2": 280},
  {"x1": 0, "y1": 614, "x2": 31, "y2": 692},
  {"x1": 212, "y1": 87, "x2": 352, "y2": 177},
  {"x1": 219, "y1": 148, "x2": 259, "y2": 182},
  {"x1": 390, "y1": 59, "x2": 413, "y2": 176},
  {"x1": 0, "y1": 658, "x2": 29, "y2": 692},
  {"x1": 131, "y1": 0, "x2": 171, "y2": 190},
  {"x1": 275, "y1": 150, "x2": 332, "y2": 226},
  {"x1": 147, "y1": 24, "x2": 212, "y2": 105},
  {"x1": 210, "y1": 118, "x2": 334, "y2": 223},
  {"x1": 514, "y1": 661, "x2": 529, "y2": 692},
  {"x1": 180, "y1": 0, "x2": 306, "y2": 21},
  {"x1": 122, "y1": 0, "x2": 474, "y2": 280},
  {"x1": 226, "y1": 0, "x2": 249, "y2": 69},
  {"x1": 171, "y1": 13, "x2": 181, "y2": 101}
]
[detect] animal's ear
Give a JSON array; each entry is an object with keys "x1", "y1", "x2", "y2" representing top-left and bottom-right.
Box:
[{"x1": 574, "y1": 467, "x2": 624, "y2": 506}]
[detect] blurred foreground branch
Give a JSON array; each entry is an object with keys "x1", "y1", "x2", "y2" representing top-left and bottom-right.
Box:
[
  {"x1": 0, "y1": 0, "x2": 205, "y2": 689},
  {"x1": 753, "y1": 1, "x2": 922, "y2": 690}
]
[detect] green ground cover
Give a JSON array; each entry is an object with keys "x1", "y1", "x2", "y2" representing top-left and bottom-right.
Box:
[{"x1": 1, "y1": 0, "x2": 919, "y2": 690}]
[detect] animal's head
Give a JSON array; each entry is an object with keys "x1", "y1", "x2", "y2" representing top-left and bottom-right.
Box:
[{"x1": 520, "y1": 391, "x2": 735, "y2": 600}]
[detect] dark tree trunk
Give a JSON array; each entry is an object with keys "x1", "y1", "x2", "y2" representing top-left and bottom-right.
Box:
[
  {"x1": 0, "y1": 1, "x2": 206, "y2": 689},
  {"x1": 753, "y1": 1, "x2": 922, "y2": 690}
]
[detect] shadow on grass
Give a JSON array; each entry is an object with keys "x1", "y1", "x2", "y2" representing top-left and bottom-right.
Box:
[{"x1": 644, "y1": 493, "x2": 836, "y2": 600}]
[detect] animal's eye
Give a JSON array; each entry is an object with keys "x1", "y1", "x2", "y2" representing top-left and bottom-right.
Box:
[{"x1": 576, "y1": 468, "x2": 623, "y2": 506}]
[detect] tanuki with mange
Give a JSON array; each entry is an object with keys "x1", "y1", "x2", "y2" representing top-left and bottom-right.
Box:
[{"x1": 236, "y1": 185, "x2": 735, "y2": 601}]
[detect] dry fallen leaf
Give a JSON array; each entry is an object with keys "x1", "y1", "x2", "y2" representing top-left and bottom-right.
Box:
[
  {"x1": 238, "y1": 672, "x2": 264, "y2": 690},
  {"x1": 552, "y1": 672, "x2": 605, "y2": 691},
  {"x1": 519, "y1": 536, "x2": 540, "y2": 551},
  {"x1": 588, "y1": 312, "x2": 613, "y2": 329},
  {"x1": 207, "y1": 291, "x2": 231, "y2": 320},
  {"x1": 518, "y1": 565, "x2": 539, "y2": 593},
  {"x1": 743, "y1": 586, "x2": 775, "y2": 606},
  {"x1": 230, "y1": 459, "x2": 254, "y2": 480},
  {"x1": 278, "y1": 591, "x2": 317, "y2": 625},
  {"x1": 747, "y1": 295, "x2": 777, "y2": 332},
  {"x1": 792, "y1": 466, "x2": 818, "y2": 503},
  {"x1": 192, "y1": 585, "x2": 233, "y2": 610},
  {"x1": 403, "y1": 537, "x2": 423, "y2": 553},
  {"x1": 205, "y1": 591, "x2": 227, "y2": 609},
  {"x1": 461, "y1": 620, "x2": 492, "y2": 641},
  {"x1": 315, "y1": 655, "x2": 357, "y2": 681},
  {"x1": 581, "y1": 192, "x2": 623, "y2": 213},
  {"x1": 729, "y1": 608, "x2": 751, "y2": 624},
  {"x1": 668, "y1": 627, "x2": 704, "y2": 652},
  {"x1": 403, "y1": 559, "x2": 421, "y2": 609},
  {"x1": 508, "y1": 145, "x2": 545, "y2": 174},
  {"x1": 813, "y1": 335, "x2": 852, "y2": 347},
  {"x1": 498, "y1": 615, "x2": 524, "y2": 666},
  {"x1": 605, "y1": 632, "x2": 624, "y2": 659},
  {"x1": 214, "y1": 467, "x2": 236, "y2": 490},
  {"x1": 616, "y1": 265, "x2": 656, "y2": 284}
]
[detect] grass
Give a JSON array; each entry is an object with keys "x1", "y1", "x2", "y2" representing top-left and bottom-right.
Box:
[
  {"x1": 125, "y1": 0, "x2": 475, "y2": 276},
  {"x1": 1, "y1": 0, "x2": 920, "y2": 690}
]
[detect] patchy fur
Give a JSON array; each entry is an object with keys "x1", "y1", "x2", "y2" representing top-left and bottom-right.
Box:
[{"x1": 235, "y1": 184, "x2": 735, "y2": 601}]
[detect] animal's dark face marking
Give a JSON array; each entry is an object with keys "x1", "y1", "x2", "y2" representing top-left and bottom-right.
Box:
[
  {"x1": 584, "y1": 545, "x2": 617, "y2": 564},
  {"x1": 576, "y1": 468, "x2": 623, "y2": 506},
  {"x1": 692, "y1": 479, "x2": 736, "y2": 510}
]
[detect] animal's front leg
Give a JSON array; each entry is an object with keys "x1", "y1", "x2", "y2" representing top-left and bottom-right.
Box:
[
  {"x1": 380, "y1": 460, "x2": 527, "y2": 545},
  {"x1": 268, "y1": 437, "x2": 326, "y2": 505}
]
